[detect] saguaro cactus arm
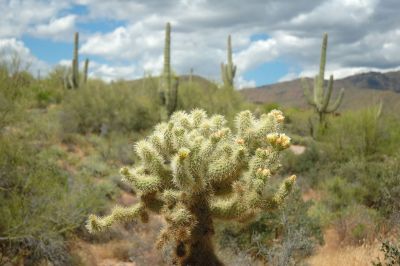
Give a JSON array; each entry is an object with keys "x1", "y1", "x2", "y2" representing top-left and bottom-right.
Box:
[{"x1": 86, "y1": 109, "x2": 296, "y2": 265}]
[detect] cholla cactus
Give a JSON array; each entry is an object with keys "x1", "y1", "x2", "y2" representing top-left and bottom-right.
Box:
[
  {"x1": 64, "y1": 32, "x2": 90, "y2": 89},
  {"x1": 221, "y1": 35, "x2": 237, "y2": 89},
  {"x1": 159, "y1": 22, "x2": 179, "y2": 119},
  {"x1": 303, "y1": 33, "x2": 344, "y2": 131},
  {"x1": 86, "y1": 109, "x2": 296, "y2": 265}
]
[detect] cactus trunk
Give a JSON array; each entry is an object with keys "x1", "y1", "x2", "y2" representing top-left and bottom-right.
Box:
[{"x1": 175, "y1": 194, "x2": 223, "y2": 266}]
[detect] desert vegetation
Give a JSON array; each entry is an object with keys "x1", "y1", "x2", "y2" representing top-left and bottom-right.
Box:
[{"x1": 0, "y1": 22, "x2": 399, "y2": 266}]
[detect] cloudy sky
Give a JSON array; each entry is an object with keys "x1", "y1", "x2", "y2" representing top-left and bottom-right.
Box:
[{"x1": 1, "y1": 0, "x2": 400, "y2": 87}]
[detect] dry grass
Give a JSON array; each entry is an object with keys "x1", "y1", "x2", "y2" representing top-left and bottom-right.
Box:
[{"x1": 306, "y1": 228, "x2": 383, "y2": 266}]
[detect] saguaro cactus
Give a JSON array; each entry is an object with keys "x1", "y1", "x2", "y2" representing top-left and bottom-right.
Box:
[
  {"x1": 159, "y1": 22, "x2": 179, "y2": 118},
  {"x1": 64, "y1": 32, "x2": 90, "y2": 89},
  {"x1": 221, "y1": 35, "x2": 237, "y2": 88},
  {"x1": 83, "y1": 58, "x2": 89, "y2": 84},
  {"x1": 86, "y1": 109, "x2": 296, "y2": 265},
  {"x1": 303, "y1": 33, "x2": 344, "y2": 130}
]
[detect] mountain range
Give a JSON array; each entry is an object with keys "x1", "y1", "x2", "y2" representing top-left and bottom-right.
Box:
[{"x1": 240, "y1": 71, "x2": 400, "y2": 111}]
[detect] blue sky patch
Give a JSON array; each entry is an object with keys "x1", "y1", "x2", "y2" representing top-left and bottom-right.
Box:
[
  {"x1": 22, "y1": 36, "x2": 72, "y2": 65},
  {"x1": 250, "y1": 33, "x2": 270, "y2": 42},
  {"x1": 243, "y1": 60, "x2": 292, "y2": 85}
]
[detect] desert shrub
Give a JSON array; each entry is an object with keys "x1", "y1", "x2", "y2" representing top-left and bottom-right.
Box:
[
  {"x1": 334, "y1": 204, "x2": 380, "y2": 244},
  {"x1": 177, "y1": 80, "x2": 248, "y2": 122},
  {"x1": 0, "y1": 64, "x2": 25, "y2": 130},
  {"x1": 283, "y1": 108, "x2": 314, "y2": 137},
  {"x1": 218, "y1": 187, "x2": 323, "y2": 265},
  {"x1": 323, "y1": 106, "x2": 398, "y2": 160},
  {"x1": 29, "y1": 82, "x2": 64, "y2": 108},
  {"x1": 0, "y1": 134, "x2": 111, "y2": 265},
  {"x1": 61, "y1": 80, "x2": 160, "y2": 135},
  {"x1": 282, "y1": 142, "x2": 321, "y2": 174},
  {"x1": 86, "y1": 132, "x2": 143, "y2": 166},
  {"x1": 79, "y1": 154, "x2": 111, "y2": 178},
  {"x1": 321, "y1": 155, "x2": 400, "y2": 218}
]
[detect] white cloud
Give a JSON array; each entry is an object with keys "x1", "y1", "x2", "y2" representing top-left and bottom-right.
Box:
[
  {"x1": 86, "y1": 61, "x2": 137, "y2": 82},
  {"x1": 236, "y1": 76, "x2": 256, "y2": 89},
  {"x1": 0, "y1": 38, "x2": 50, "y2": 76},
  {"x1": 0, "y1": 0, "x2": 69, "y2": 38},
  {"x1": 235, "y1": 39, "x2": 278, "y2": 73},
  {"x1": 2, "y1": 0, "x2": 400, "y2": 86},
  {"x1": 278, "y1": 72, "x2": 300, "y2": 82},
  {"x1": 32, "y1": 15, "x2": 77, "y2": 40}
]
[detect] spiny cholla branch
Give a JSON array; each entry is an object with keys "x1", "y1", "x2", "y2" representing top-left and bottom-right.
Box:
[{"x1": 86, "y1": 109, "x2": 296, "y2": 264}]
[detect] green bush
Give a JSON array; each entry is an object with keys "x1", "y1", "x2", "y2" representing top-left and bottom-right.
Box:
[
  {"x1": 218, "y1": 187, "x2": 323, "y2": 264},
  {"x1": 283, "y1": 107, "x2": 314, "y2": 137},
  {"x1": 61, "y1": 80, "x2": 160, "y2": 135},
  {"x1": 177, "y1": 80, "x2": 248, "y2": 122},
  {"x1": 322, "y1": 106, "x2": 398, "y2": 160},
  {"x1": 0, "y1": 134, "x2": 110, "y2": 265},
  {"x1": 0, "y1": 64, "x2": 26, "y2": 130}
]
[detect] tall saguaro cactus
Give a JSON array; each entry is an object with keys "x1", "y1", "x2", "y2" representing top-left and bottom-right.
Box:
[
  {"x1": 303, "y1": 33, "x2": 344, "y2": 131},
  {"x1": 221, "y1": 35, "x2": 237, "y2": 88},
  {"x1": 86, "y1": 109, "x2": 296, "y2": 265},
  {"x1": 83, "y1": 58, "x2": 89, "y2": 84},
  {"x1": 64, "y1": 32, "x2": 90, "y2": 89},
  {"x1": 159, "y1": 22, "x2": 179, "y2": 119}
]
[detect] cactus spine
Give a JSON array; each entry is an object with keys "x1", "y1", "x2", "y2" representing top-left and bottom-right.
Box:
[
  {"x1": 64, "y1": 32, "x2": 90, "y2": 89},
  {"x1": 86, "y1": 109, "x2": 296, "y2": 265},
  {"x1": 221, "y1": 35, "x2": 237, "y2": 88},
  {"x1": 303, "y1": 33, "x2": 344, "y2": 130},
  {"x1": 159, "y1": 22, "x2": 178, "y2": 119}
]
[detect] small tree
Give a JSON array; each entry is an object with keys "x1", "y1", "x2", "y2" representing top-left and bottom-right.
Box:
[{"x1": 86, "y1": 109, "x2": 296, "y2": 265}]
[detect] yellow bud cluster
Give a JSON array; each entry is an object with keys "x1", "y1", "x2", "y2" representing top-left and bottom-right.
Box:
[
  {"x1": 178, "y1": 148, "x2": 190, "y2": 160},
  {"x1": 266, "y1": 133, "x2": 291, "y2": 150},
  {"x1": 236, "y1": 138, "x2": 245, "y2": 145},
  {"x1": 269, "y1": 109, "x2": 285, "y2": 123},
  {"x1": 257, "y1": 168, "x2": 271, "y2": 177}
]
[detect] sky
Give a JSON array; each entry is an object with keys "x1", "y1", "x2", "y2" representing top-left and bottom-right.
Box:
[{"x1": 1, "y1": 0, "x2": 400, "y2": 88}]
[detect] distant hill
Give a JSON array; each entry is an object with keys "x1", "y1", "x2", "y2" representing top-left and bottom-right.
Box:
[{"x1": 240, "y1": 71, "x2": 400, "y2": 111}]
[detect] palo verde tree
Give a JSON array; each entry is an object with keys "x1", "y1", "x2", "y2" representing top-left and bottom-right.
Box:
[
  {"x1": 64, "y1": 32, "x2": 89, "y2": 89},
  {"x1": 159, "y1": 22, "x2": 179, "y2": 119},
  {"x1": 302, "y1": 33, "x2": 344, "y2": 136},
  {"x1": 221, "y1": 35, "x2": 236, "y2": 89},
  {"x1": 86, "y1": 109, "x2": 296, "y2": 265}
]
